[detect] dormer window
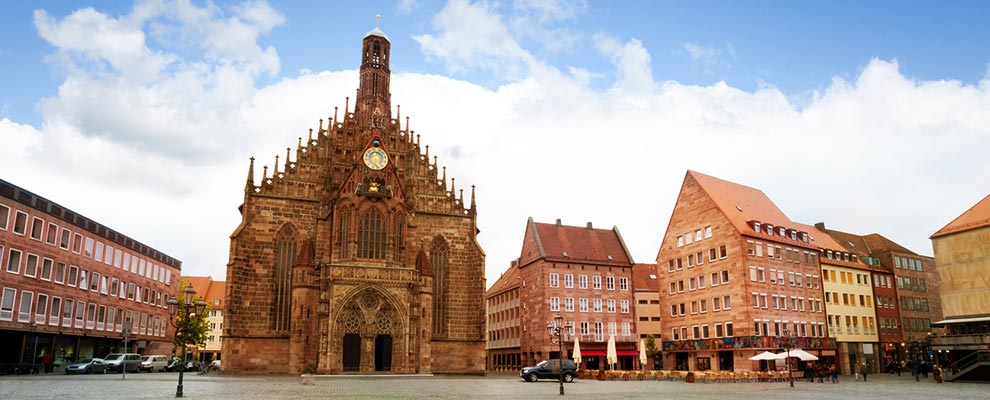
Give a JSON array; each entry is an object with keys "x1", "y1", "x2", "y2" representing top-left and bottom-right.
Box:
[
  {"x1": 753, "y1": 222, "x2": 761, "y2": 232},
  {"x1": 827, "y1": 250, "x2": 833, "y2": 259},
  {"x1": 800, "y1": 232, "x2": 808, "y2": 242},
  {"x1": 790, "y1": 230, "x2": 797, "y2": 240},
  {"x1": 765, "y1": 225, "x2": 773, "y2": 235},
  {"x1": 779, "y1": 227, "x2": 786, "y2": 237}
]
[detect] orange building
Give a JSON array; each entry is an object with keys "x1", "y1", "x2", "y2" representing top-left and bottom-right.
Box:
[{"x1": 183, "y1": 276, "x2": 225, "y2": 363}]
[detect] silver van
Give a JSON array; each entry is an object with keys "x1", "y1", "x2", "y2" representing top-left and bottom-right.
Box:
[
  {"x1": 104, "y1": 353, "x2": 143, "y2": 373},
  {"x1": 141, "y1": 355, "x2": 169, "y2": 372}
]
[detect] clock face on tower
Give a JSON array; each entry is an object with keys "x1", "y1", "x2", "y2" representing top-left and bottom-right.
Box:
[{"x1": 363, "y1": 147, "x2": 389, "y2": 170}]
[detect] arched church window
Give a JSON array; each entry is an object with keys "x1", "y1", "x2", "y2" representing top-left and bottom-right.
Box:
[
  {"x1": 431, "y1": 236, "x2": 449, "y2": 337},
  {"x1": 392, "y1": 214, "x2": 404, "y2": 262},
  {"x1": 337, "y1": 211, "x2": 350, "y2": 258},
  {"x1": 273, "y1": 224, "x2": 297, "y2": 332},
  {"x1": 358, "y1": 208, "x2": 386, "y2": 259}
]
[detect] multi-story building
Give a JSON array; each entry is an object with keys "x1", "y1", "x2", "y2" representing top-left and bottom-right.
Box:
[
  {"x1": 657, "y1": 171, "x2": 833, "y2": 372},
  {"x1": 511, "y1": 217, "x2": 637, "y2": 370},
  {"x1": 869, "y1": 266, "x2": 902, "y2": 368},
  {"x1": 223, "y1": 26, "x2": 486, "y2": 374},
  {"x1": 185, "y1": 276, "x2": 225, "y2": 363},
  {"x1": 632, "y1": 263, "x2": 661, "y2": 369},
  {"x1": 0, "y1": 179, "x2": 180, "y2": 370},
  {"x1": 818, "y1": 225, "x2": 943, "y2": 363},
  {"x1": 485, "y1": 262, "x2": 521, "y2": 372},
  {"x1": 809, "y1": 223, "x2": 880, "y2": 374},
  {"x1": 930, "y1": 194, "x2": 990, "y2": 380}
]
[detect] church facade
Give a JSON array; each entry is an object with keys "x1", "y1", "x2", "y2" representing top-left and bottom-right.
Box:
[{"x1": 222, "y1": 27, "x2": 486, "y2": 374}]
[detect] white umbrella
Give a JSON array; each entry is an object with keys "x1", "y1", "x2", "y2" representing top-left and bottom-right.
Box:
[
  {"x1": 606, "y1": 335, "x2": 618, "y2": 370},
  {"x1": 750, "y1": 351, "x2": 784, "y2": 361},
  {"x1": 776, "y1": 348, "x2": 819, "y2": 361},
  {"x1": 573, "y1": 336, "x2": 582, "y2": 365},
  {"x1": 639, "y1": 339, "x2": 647, "y2": 369}
]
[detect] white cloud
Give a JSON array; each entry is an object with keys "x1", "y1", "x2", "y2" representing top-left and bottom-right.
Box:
[
  {"x1": 682, "y1": 42, "x2": 722, "y2": 65},
  {"x1": 398, "y1": 0, "x2": 419, "y2": 14},
  {"x1": 2, "y1": 1, "x2": 988, "y2": 289}
]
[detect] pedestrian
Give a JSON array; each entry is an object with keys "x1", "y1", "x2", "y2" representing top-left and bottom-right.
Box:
[
  {"x1": 829, "y1": 364, "x2": 838, "y2": 383},
  {"x1": 860, "y1": 362, "x2": 868, "y2": 382},
  {"x1": 933, "y1": 364, "x2": 943, "y2": 383},
  {"x1": 920, "y1": 361, "x2": 929, "y2": 379}
]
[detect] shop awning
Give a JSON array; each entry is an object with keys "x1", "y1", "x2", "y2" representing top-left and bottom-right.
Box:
[
  {"x1": 616, "y1": 350, "x2": 639, "y2": 356},
  {"x1": 581, "y1": 350, "x2": 606, "y2": 356},
  {"x1": 932, "y1": 316, "x2": 990, "y2": 325}
]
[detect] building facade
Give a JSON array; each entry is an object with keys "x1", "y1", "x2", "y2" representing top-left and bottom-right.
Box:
[
  {"x1": 485, "y1": 262, "x2": 521, "y2": 372},
  {"x1": 632, "y1": 263, "x2": 661, "y2": 369},
  {"x1": 930, "y1": 194, "x2": 990, "y2": 379},
  {"x1": 223, "y1": 27, "x2": 486, "y2": 374},
  {"x1": 184, "y1": 276, "x2": 225, "y2": 363},
  {"x1": 658, "y1": 171, "x2": 833, "y2": 372},
  {"x1": 0, "y1": 179, "x2": 180, "y2": 371}
]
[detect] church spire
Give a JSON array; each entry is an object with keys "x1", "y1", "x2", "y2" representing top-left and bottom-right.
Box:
[
  {"x1": 245, "y1": 156, "x2": 255, "y2": 191},
  {"x1": 356, "y1": 17, "x2": 391, "y2": 126}
]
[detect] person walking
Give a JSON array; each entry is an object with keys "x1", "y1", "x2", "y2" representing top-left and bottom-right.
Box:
[
  {"x1": 859, "y1": 362, "x2": 869, "y2": 382},
  {"x1": 933, "y1": 364, "x2": 943, "y2": 383},
  {"x1": 829, "y1": 364, "x2": 838, "y2": 384}
]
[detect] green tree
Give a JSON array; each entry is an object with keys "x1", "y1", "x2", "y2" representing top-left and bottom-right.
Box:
[
  {"x1": 645, "y1": 334, "x2": 659, "y2": 370},
  {"x1": 171, "y1": 280, "x2": 211, "y2": 350}
]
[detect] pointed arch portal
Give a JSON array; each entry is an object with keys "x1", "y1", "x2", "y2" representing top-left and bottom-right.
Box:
[{"x1": 332, "y1": 286, "x2": 404, "y2": 373}]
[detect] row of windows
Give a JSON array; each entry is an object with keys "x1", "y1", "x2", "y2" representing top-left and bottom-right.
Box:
[
  {"x1": 675, "y1": 226, "x2": 713, "y2": 247},
  {"x1": 897, "y1": 276, "x2": 927, "y2": 292},
  {"x1": 903, "y1": 317, "x2": 932, "y2": 332},
  {"x1": 551, "y1": 297, "x2": 630, "y2": 314},
  {"x1": 575, "y1": 321, "x2": 633, "y2": 342},
  {"x1": 2, "y1": 246, "x2": 169, "y2": 308},
  {"x1": 753, "y1": 320, "x2": 825, "y2": 338},
  {"x1": 749, "y1": 266, "x2": 820, "y2": 288},
  {"x1": 750, "y1": 222, "x2": 810, "y2": 243},
  {"x1": 751, "y1": 292, "x2": 823, "y2": 313},
  {"x1": 548, "y1": 273, "x2": 628, "y2": 291},
  {"x1": 668, "y1": 270, "x2": 732, "y2": 295},
  {"x1": 873, "y1": 274, "x2": 894, "y2": 289},
  {"x1": 0, "y1": 204, "x2": 173, "y2": 285},
  {"x1": 669, "y1": 296, "x2": 733, "y2": 317},
  {"x1": 666, "y1": 245, "x2": 728, "y2": 272},
  {"x1": 878, "y1": 317, "x2": 901, "y2": 335},
  {"x1": 900, "y1": 296, "x2": 931, "y2": 312},
  {"x1": 0, "y1": 287, "x2": 165, "y2": 338},
  {"x1": 822, "y1": 268, "x2": 869, "y2": 286},
  {"x1": 824, "y1": 292, "x2": 872, "y2": 308},
  {"x1": 746, "y1": 240, "x2": 818, "y2": 266},
  {"x1": 827, "y1": 314, "x2": 877, "y2": 334},
  {"x1": 894, "y1": 256, "x2": 925, "y2": 272},
  {"x1": 671, "y1": 321, "x2": 733, "y2": 340}
]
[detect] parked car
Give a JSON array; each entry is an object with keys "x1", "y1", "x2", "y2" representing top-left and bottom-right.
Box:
[
  {"x1": 184, "y1": 360, "x2": 202, "y2": 372},
  {"x1": 103, "y1": 353, "x2": 143, "y2": 373},
  {"x1": 140, "y1": 355, "x2": 169, "y2": 372},
  {"x1": 64, "y1": 358, "x2": 108, "y2": 374},
  {"x1": 164, "y1": 357, "x2": 183, "y2": 372},
  {"x1": 520, "y1": 359, "x2": 577, "y2": 382}
]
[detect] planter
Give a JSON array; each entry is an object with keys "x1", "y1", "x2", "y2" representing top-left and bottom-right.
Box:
[
  {"x1": 597, "y1": 373, "x2": 606, "y2": 381},
  {"x1": 685, "y1": 374, "x2": 696, "y2": 383}
]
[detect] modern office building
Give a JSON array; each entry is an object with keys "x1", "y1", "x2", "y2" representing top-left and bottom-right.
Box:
[{"x1": 1, "y1": 179, "x2": 180, "y2": 371}]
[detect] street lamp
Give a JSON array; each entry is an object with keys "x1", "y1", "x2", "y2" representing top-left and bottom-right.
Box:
[
  {"x1": 546, "y1": 313, "x2": 572, "y2": 396},
  {"x1": 30, "y1": 322, "x2": 39, "y2": 374},
  {"x1": 782, "y1": 328, "x2": 794, "y2": 388},
  {"x1": 167, "y1": 284, "x2": 207, "y2": 398}
]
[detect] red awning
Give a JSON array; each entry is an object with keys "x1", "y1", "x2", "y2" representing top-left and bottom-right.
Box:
[
  {"x1": 616, "y1": 350, "x2": 639, "y2": 356},
  {"x1": 581, "y1": 351, "x2": 606, "y2": 356}
]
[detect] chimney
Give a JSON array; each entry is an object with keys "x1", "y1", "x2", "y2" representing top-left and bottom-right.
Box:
[
  {"x1": 555, "y1": 219, "x2": 562, "y2": 227},
  {"x1": 586, "y1": 222, "x2": 593, "y2": 230},
  {"x1": 815, "y1": 222, "x2": 826, "y2": 231}
]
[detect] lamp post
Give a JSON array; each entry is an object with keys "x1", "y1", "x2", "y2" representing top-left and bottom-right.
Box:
[
  {"x1": 30, "y1": 322, "x2": 39, "y2": 374},
  {"x1": 168, "y1": 284, "x2": 206, "y2": 398},
  {"x1": 782, "y1": 328, "x2": 794, "y2": 388},
  {"x1": 122, "y1": 321, "x2": 131, "y2": 381},
  {"x1": 546, "y1": 313, "x2": 572, "y2": 396}
]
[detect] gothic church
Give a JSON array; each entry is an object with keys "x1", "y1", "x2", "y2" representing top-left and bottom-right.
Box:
[{"x1": 222, "y1": 26, "x2": 486, "y2": 374}]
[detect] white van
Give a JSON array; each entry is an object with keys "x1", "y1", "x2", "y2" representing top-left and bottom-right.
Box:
[{"x1": 141, "y1": 355, "x2": 169, "y2": 372}]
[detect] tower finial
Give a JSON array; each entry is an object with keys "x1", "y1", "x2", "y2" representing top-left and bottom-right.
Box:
[
  {"x1": 285, "y1": 147, "x2": 291, "y2": 170},
  {"x1": 471, "y1": 185, "x2": 477, "y2": 211},
  {"x1": 442, "y1": 166, "x2": 447, "y2": 188},
  {"x1": 246, "y1": 156, "x2": 256, "y2": 190},
  {"x1": 376, "y1": 14, "x2": 381, "y2": 28}
]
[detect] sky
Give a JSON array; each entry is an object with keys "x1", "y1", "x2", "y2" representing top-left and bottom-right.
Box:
[{"x1": 1, "y1": 0, "x2": 989, "y2": 288}]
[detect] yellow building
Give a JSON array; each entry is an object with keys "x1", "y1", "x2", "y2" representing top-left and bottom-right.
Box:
[
  {"x1": 184, "y1": 276, "x2": 225, "y2": 363},
  {"x1": 930, "y1": 194, "x2": 990, "y2": 380},
  {"x1": 816, "y1": 228, "x2": 880, "y2": 374}
]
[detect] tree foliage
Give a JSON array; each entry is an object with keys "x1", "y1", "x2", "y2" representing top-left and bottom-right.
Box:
[{"x1": 171, "y1": 279, "x2": 211, "y2": 349}]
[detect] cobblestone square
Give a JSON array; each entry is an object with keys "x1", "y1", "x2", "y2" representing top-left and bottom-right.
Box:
[{"x1": 1, "y1": 372, "x2": 985, "y2": 400}]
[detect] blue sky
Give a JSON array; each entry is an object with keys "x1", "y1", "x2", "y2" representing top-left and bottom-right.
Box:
[{"x1": 1, "y1": 0, "x2": 989, "y2": 284}]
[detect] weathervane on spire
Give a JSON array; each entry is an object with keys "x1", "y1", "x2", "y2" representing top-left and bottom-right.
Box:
[{"x1": 376, "y1": 14, "x2": 381, "y2": 28}]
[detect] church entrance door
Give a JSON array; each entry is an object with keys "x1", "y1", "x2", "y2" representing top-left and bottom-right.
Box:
[
  {"x1": 343, "y1": 334, "x2": 361, "y2": 371},
  {"x1": 375, "y1": 334, "x2": 392, "y2": 371}
]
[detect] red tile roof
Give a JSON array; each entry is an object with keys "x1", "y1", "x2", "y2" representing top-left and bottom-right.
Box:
[
  {"x1": 632, "y1": 263, "x2": 659, "y2": 292},
  {"x1": 687, "y1": 171, "x2": 815, "y2": 248},
  {"x1": 182, "y1": 276, "x2": 226, "y2": 310},
  {"x1": 486, "y1": 263, "x2": 520, "y2": 297},
  {"x1": 931, "y1": 194, "x2": 990, "y2": 238},
  {"x1": 531, "y1": 219, "x2": 633, "y2": 266}
]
